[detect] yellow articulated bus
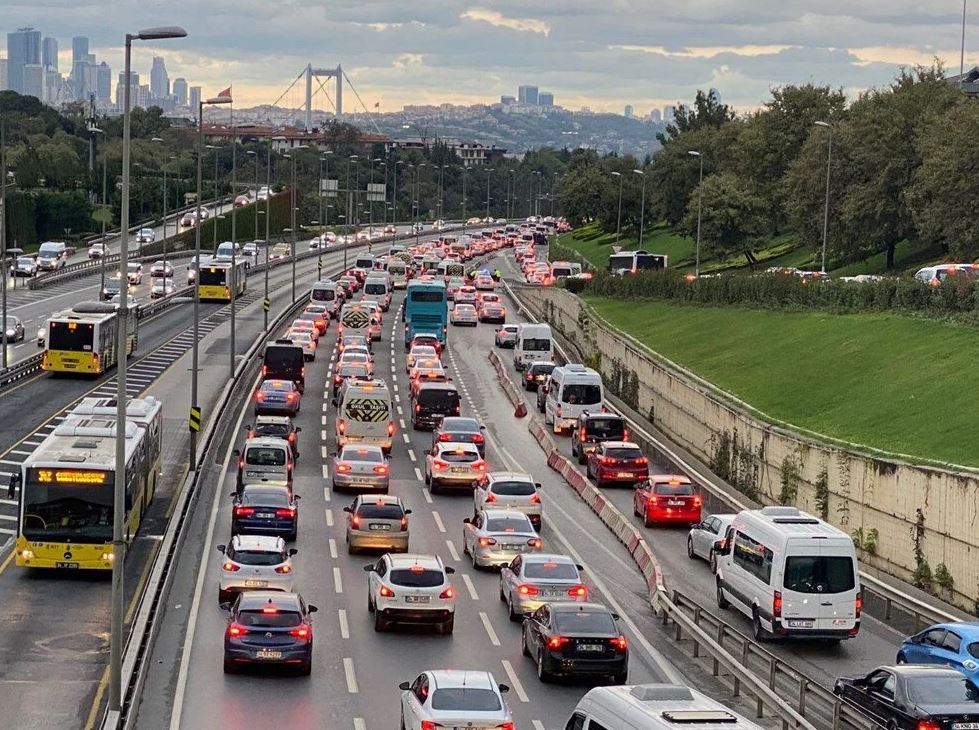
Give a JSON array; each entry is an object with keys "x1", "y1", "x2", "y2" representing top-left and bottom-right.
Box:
[
  {"x1": 42, "y1": 302, "x2": 138, "y2": 375},
  {"x1": 198, "y1": 259, "x2": 247, "y2": 302},
  {"x1": 16, "y1": 396, "x2": 163, "y2": 570}
]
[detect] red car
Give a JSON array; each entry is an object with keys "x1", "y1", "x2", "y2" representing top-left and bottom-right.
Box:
[
  {"x1": 585, "y1": 441, "x2": 648, "y2": 488},
  {"x1": 633, "y1": 475, "x2": 702, "y2": 527}
]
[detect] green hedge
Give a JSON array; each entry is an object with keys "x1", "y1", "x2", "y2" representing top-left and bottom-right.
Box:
[{"x1": 577, "y1": 269, "x2": 979, "y2": 318}]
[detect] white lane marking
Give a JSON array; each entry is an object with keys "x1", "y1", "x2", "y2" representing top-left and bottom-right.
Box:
[
  {"x1": 413, "y1": 466, "x2": 423, "y2": 481},
  {"x1": 339, "y1": 608, "x2": 350, "y2": 639},
  {"x1": 399, "y1": 418, "x2": 406, "y2": 429},
  {"x1": 329, "y1": 538, "x2": 338, "y2": 559},
  {"x1": 432, "y1": 511, "x2": 446, "y2": 533},
  {"x1": 323, "y1": 487, "x2": 331, "y2": 502},
  {"x1": 402, "y1": 433, "x2": 410, "y2": 444},
  {"x1": 479, "y1": 611, "x2": 501, "y2": 646},
  {"x1": 462, "y1": 574, "x2": 479, "y2": 600},
  {"x1": 394, "y1": 394, "x2": 401, "y2": 403},
  {"x1": 423, "y1": 488, "x2": 433, "y2": 504},
  {"x1": 322, "y1": 402, "x2": 328, "y2": 412},
  {"x1": 353, "y1": 720, "x2": 366, "y2": 730},
  {"x1": 343, "y1": 657, "x2": 359, "y2": 693},
  {"x1": 169, "y1": 371, "x2": 256, "y2": 730},
  {"x1": 321, "y1": 415, "x2": 327, "y2": 426},
  {"x1": 321, "y1": 445, "x2": 328, "y2": 459},
  {"x1": 501, "y1": 659, "x2": 530, "y2": 703},
  {"x1": 321, "y1": 429, "x2": 328, "y2": 440},
  {"x1": 407, "y1": 449, "x2": 416, "y2": 463},
  {"x1": 334, "y1": 566, "x2": 344, "y2": 594},
  {"x1": 322, "y1": 464, "x2": 330, "y2": 479},
  {"x1": 445, "y1": 539, "x2": 460, "y2": 562},
  {"x1": 325, "y1": 508, "x2": 334, "y2": 527},
  {"x1": 393, "y1": 383, "x2": 398, "y2": 393},
  {"x1": 532, "y1": 722, "x2": 545, "y2": 730},
  {"x1": 396, "y1": 404, "x2": 403, "y2": 415}
]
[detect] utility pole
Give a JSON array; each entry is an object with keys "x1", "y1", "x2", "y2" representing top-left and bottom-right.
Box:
[
  {"x1": 1, "y1": 119, "x2": 7, "y2": 370},
  {"x1": 485, "y1": 168, "x2": 491, "y2": 220},
  {"x1": 230, "y1": 103, "x2": 237, "y2": 379}
]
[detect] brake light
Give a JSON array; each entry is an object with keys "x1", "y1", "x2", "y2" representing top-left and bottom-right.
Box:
[
  {"x1": 351, "y1": 515, "x2": 361, "y2": 528},
  {"x1": 693, "y1": 496, "x2": 702, "y2": 507},
  {"x1": 400, "y1": 517, "x2": 408, "y2": 531},
  {"x1": 579, "y1": 427, "x2": 587, "y2": 441},
  {"x1": 234, "y1": 506, "x2": 255, "y2": 517},
  {"x1": 338, "y1": 420, "x2": 347, "y2": 435},
  {"x1": 336, "y1": 462, "x2": 352, "y2": 473},
  {"x1": 473, "y1": 460, "x2": 486, "y2": 472},
  {"x1": 484, "y1": 492, "x2": 497, "y2": 503},
  {"x1": 478, "y1": 537, "x2": 497, "y2": 547},
  {"x1": 286, "y1": 393, "x2": 298, "y2": 402},
  {"x1": 262, "y1": 365, "x2": 268, "y2": 377},
  {"x1": 547, "y1": 636, "x2": 569, "y2": 650},
  {"x1": 611, "y1": 635, "x2": 628, "y2": 651},
  {"x1": 529, "y1": 491, "x2": 541, "y2": 504},
  {"x1": 855, "y1": 594, "x2": 863, "y2": 619},
  {"x1": 773, "y1": 590, "x2": 783, "y2": 619},
  {"x1": 300, "y1": 366, "x2": 305, "y2": 378},
  {"x1": 433, "y1": 459, "x2": 448, "y2": 471},
  {"x1": 387, "y1": 421, "x2": 395, "y2": 437},
  {"x1": 601, "y1": 456, "x2": 614, "y2": 465},
  {"x1": 379, "y1": 585, "x2": 395, "y2": 598},
  {"x1": 274, "y1": 564, "x2": 292, "y2": 574},
  {"x1": 438, "y1": 433, "x2": 451, "y2": 441},
  {"x1": 290, "y1": 625, "x2": 311, "y2": 639},
  {"x1": 567, "y1": 585, "x2": 588, "y2": 598},
  {"x1": 421, "y1": 722, "x2": 436, "y2": 730},
  {"x1": 527, "y1": 538, "x2": 542, "y2": 548},
  {"x1": 635, "y1": 457, "x2": 648, "y2": 465},
  {"x1": 517, "y1": 584, "x2": 540, "y2": 596},
  {"x1": 454, "y1": 403, "x2": 461, "y2": 414},
  {"x1": 472, "y1": 433, "x2": 484, "y2": 443},
  {"x1": 439, "y1": 586, "x2": 455, "y2": 599},
  {"x1": 287, "y1": 432, "x2": 296, "y2": 442},
  {"x1": 275, "y1": 507, "x2": 296, "y2": 518},
  {"x1": 255, "y1": 391, "x2": 265, "y2": 402},
  {"x1": 222, "y1": 561, "x2": 240, "y2": 572},
  {"x1": 373, "y1": 465, "x2": 389, "y2": 475},
  {"x1": 623, "y1": 427, "x2": 630, "y2": 440},
  {"x1": 415, "y1": 404, "x2": 421, "y2": 413},
  {"x1": 917, "y1": 723, "x2": 941, "y2": 730},
  {"x1": 226, "y1": 623, "x2": 246, "y2": 637},
  {"x1": 647, "y1": 496, "x2": 659, "y2": 505}
]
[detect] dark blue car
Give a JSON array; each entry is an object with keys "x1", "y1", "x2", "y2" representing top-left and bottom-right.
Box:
[
  {"x1": 223, "y1": 591, "x2": 317, "y2": 675},
  {"x1": 232, "y1": 484, "x2": 299, "y2": 541},
  {"x1": 897, "y1": 622, "x2": 979, "y2": 680},
  {"x1": 254, "y1": 379, "x2": 301, "y2": 417}
]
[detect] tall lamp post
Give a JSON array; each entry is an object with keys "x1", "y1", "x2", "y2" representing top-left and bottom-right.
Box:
[
  {"x1": 205, "y1": 144, "x2": 220, "y2": 249},
  {"x1": 1, "y1": 118, "x2": 7, "y2": 369},
  {"x1": 532, "y1": 170, "x2": 541, "y2": 217},
  {"x1": 814, "y1": 120, "x2": 832, "y2": 274},
  {"x1": 485, "y1": 168, "x2": 492, "y2": 220},
  {"x1": 611, "y1": 171, "x2": 623, "y2": 243},
  {"x1": 633, "y1": 169, "x2": 646, "y2": 247},
  {"x1": 110, "y1": 25, "x2": 186, "y2": 721},
  {"x1": 151, "y1": 137, "x2": 174, "y2": 292},
  {"x1": 345, "y1": 154, "x2": 358, "y2": 270},
  {"x1": 263, "y1": 136, "x2": 273, "y2": 330},
  {"x1": 283, "y1": 147, "x2": 306, "y2": 301},
  {"x1": 393, "y1": 160, "x2": 404, "y2": 226},
  {"x1": 461, "y1": 165, "x2": 468, "y2": 233},
  {"x1": 687, "y1": 151, "x2": 704, "y2": 277}
]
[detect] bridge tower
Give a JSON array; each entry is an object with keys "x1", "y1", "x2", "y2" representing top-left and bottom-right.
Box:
[{"x1": 304, "y1": 64, "x2": 342, "y2": 131}]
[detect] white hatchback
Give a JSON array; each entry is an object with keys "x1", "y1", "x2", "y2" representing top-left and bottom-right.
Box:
[
  {"x1": 216, "y1": 534, "x2": 296, "y2": 605},
  {"x1": 474, "y1": 472, "x2": 543, "y2": 531},
  {"x1": 399, "y1": 670, "x2": 513, "y2": 730},
  {"x1": 365, "y1": 553, "x2": 456, "y2": 634}
]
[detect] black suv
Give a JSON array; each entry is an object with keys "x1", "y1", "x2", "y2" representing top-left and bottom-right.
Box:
[{"x1": 571, "y1": 412, "x2": 628, "y2": 464}]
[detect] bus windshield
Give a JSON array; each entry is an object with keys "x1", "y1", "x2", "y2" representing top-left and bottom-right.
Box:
[
  {"x1": 48, "y1": 321, "x2": 95, "y2": 351},
  {"x1": 22, "y1": 468, "x2": 114, "y2": 541}
]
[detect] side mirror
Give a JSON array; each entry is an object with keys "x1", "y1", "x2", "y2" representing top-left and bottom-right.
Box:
[
  {"x1": 288, "y1": 548, "x2": 298, "y2": 556},
  {"x1": 216, "y1": 545, "x2": 226, "y2": 553},
  {"x1": 295, "y1": 427, "x2": 302, "y2": 433},
  {"x1": 498, "y1": 683, "x2": 510, "y2": 693},
  {"x1": 713, "y1": 539, "x2": 731, "y2": 556},
  {"x1": 229, "y1": 491, "x2": 238, "y2": 498},
  {"x1": 307, "y1": 605, "x2": 318, "y2": 613},
  {"x1": 404, "y1": 509, "x2": 413, "y2": 515},
  {"x1": 462, "y1": 517, "x2": 472, "y2": 524},
  {"x1": 445, "y1": 566, "x2": 456, "y2": 574},
  {"x1": 219, "y1": 601, "x2": 231, "y2": 611},
  {"x1": 535, "y1": 483, "x2": 542, "y2": 490},
  {"x1": 398, "y1": 681, "x2": 411, "y2": 691},
  {"x1": 576, "y1": 564, "x2": 584, "y2": 571},
  {"x1": 294, "y1": 495, "x2": 302, "y2": 501},
  {"x1": 343, "y1": 506, "x2": 352, "y2": 513},
  {"x1": 480, "y1": 424, "x2": 486, "y2": 430},
  {"x1": 363, "y1": 564, "x2": 376, "y2": 573}
]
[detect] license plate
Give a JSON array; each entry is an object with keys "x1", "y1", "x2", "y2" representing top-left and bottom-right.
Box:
[
  {"x1": 832, "y1": 618, "x2": 850, "y2": 626},
  {"x1": 541, "y1": 590, "x2": 564, "y2": 598},
  {"x1": 56, "y1": 562, "x2": 78, "y2": 569},
  {"x1": 369, "y1": 523, "x2": 391, "y2": 531},
  {"x1": 405, "y1": 595, "x2": 430, "y2": 604},
  {"x1": 667, "y1": 500, "x2": 684, "y2": 506},
  {"x1": 953, "y1": 723, "x2": 979, "y2": 729},
  {"x1": 502, "y1": 544, "x2": 520, "y2": 551},
  {"x1": 617, "y1": 471, "x2": 633, "y2": 478},
  {"x1": 788, "y1": 619, "x2": 814, "y2": 629},
  {"x1": 256, "y1": 650, "x2": 283, "y2": 660},
  {"x1": 244, "y1": 580, "x2": 268, "y2": 587},
  {"x1": 451, "y1": 467, "x2": 467, "y2": 474},
  {"x1": 352, "y1": 477, "x2": 373, "y2": 484},
  {"x1": 257, "y1": 512, "x2": 275, "y2": 519},
  {"x1": 246, "y1": 471, "x2": 264, "y2": 477},
  {"x1": 577, "y1": 643, "x2": 604, "y2": 652}
]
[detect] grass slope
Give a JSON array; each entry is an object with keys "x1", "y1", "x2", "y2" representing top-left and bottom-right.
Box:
[
  {"x1": 556, "y1": 223, "x2": 695, "y2": 270},
  {"x1": 586, "y1": 296, "x2": 979, "y2": 467}
]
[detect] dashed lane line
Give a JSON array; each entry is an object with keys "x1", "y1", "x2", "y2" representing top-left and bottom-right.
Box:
[
  {"x1": 333, "y1": 566, "x2": 343, "y2": 594},
  {"x1": 462, "y1": 574, "x2": 479, "y2": 601},
  {"x1": 325, "y1": 508, "x2": 334, "y2": 527},
  {"x1": 329, "y1": 539, "x2": 338, "y2": 559},
  {"x1": 501, "y1": 659, "x2": 529, "y2": 703},
  {"x1": 479, "y1": 611, "x2": 501, "y2": 647},
  {"x1": 445, "y1": 539, "x2": 460, "y2": 562},
  {"x1": 343, "y1": 657, "x2": 359, "y2": 693}
]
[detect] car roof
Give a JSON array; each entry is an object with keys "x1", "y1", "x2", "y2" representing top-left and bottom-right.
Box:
[
  {"x1": 582, "y1": 411, "x2": 624, "y2": 421},
  {"x1": 487, "y1": 471, "x2": 534, "y2": 482},
  {"x1": 428, "y1": 670, "x2": 496, "y2": 691},
  {"x1": 438, "y1": 441, "x2": 479, "y2": 452},
  {"x1": 884, "y1": 664, "x2": 970, "y2": 678},
  {"x1": 440, "y1": 417, "x2": 480, "y2": 430},
  {"x1": 231, "y1": 534, "x2": 285, "y2": 552},
  {"x1": 341, "y1": 443, "x2": 385, "y2": 456},
  {"x1": 242, "y1": 483, "x2": 291, "y2": 496},
  {"x1": 245, "y1": 437, "x2": 291, "y2": 448},
  {"x1": 237, "y1": 591, "x2": 302, "y2": 611},
  {"x1": 523, "y1": 553, "x2": 575, "y2": 565},
  {"x1": 917, "y1": 622, "x2": 979, "y2": 637},
  {"x1": 601, "y1": 441, "x2": 640, "y2": 449},
  {"x1": 418, "y1": 382, "x2": 457, "y2": 392},
  {"x1": 482, "y1": 508, "x2": 533, "y2": 522},
  {"x1": 255, "y1": 415, "x2": 292, "y2": 426},
  {"x1": 355, "y1": 494, "x2": 403, "y2": 508},
  {"x1": 261, "y1": 379, "x2": 295, "y2": 389},
  {"x1": 548, "y1": 601, "x2": 612, "y2": 615},
  {"x1": 387, "y1": 553, "x2": 443, "y2": 570}
]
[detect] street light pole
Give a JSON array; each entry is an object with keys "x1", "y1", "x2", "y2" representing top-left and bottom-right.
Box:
[
  {"x1": 486, "y1": 168, "x2": 491, "y2": 220},
  {"x1": 264, "y1": 135, "x2": 271, "y2": 330},
  {"x1": 461, "y1": 165, "x2": 467, "y2": 234},
  {"x1": 111, "y1": 25, "x2": 186, "y2": 718},
  {"x1": 633, "y1": 169, "x2": 646, "y2": 247},
  {"x1": 346, "y1": 155, "x2": 357, "y2": 271},
  {"x1": 393, "y1": 160, "x2": 403, "y2": 226},
  {"x1": 815, "y1": 120, "x2": 832, "y2": 274},
  {"x1": 688, "y1": 151, "x2": 703, "y2": 277},
  {"x1": 1, "y1": 119, "x2": 6, "y2": 370},
  {"x1": 611, "y1": 171, "x2": 623, "y2": 243},
  {"x1": 229, "y1": 103, "x2": 238, "y2": 379}
]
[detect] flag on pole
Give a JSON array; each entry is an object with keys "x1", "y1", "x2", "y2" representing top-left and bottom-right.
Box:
[
  {"x1": 374, "y1": 101, "x2": 380, "y2": 109},
  {"x1": 218, "y1": 85, "x2": 232, "y2": 99}
]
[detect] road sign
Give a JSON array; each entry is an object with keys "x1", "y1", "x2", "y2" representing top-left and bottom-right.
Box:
[
  {"x1": 262, "y1": 297, "x2": 271, "y2": 312},
  {"x1": 366, "y1": 183, "x2": 386, "y2": 202},
  {"x1": 320, "y1": 179, "x2": 339, "y2": 198},
  {"x1": 189, "y1": 406, "x2": 201, "y2": 432}
]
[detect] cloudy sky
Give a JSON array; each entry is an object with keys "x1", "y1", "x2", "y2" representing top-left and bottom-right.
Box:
[{"x1": 4, "y1": 1, "x2": 976, "y2": 113}]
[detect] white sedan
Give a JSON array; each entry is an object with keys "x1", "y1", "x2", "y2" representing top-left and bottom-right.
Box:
[
  {"x1": 450, "y1": 303, "x2": 478, "y2": 327},
  {"x1": 687, "y1": 513, "x2": 736, "y2": 572},
  {"x1": 399, "y1": 670, "x2": 512, "y2": 729}
]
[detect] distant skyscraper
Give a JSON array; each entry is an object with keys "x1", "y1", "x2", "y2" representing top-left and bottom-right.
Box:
[
  {"x1": 0, "y1": 59, "x2": 7, "y2": 91},
  {"x1": 96, "y1": 62, "x2": 112, "y2": 103},
  {"x1": 664, "y1": 105, "x2": 675, "y2": 122},
  {"x1": 650, "y1": 108, "x2": 662, "y2": 122},
  {"x1": 22, "y1": 63, "x2": 45, "y2": 100},
  {"x1": 42, "y1": 37, "x2": 58, "y2": 71},
  {"x1": 72, "y1": 36, "x2": 89, "y2": 61},
  {"x1": 518, "y1": 85, "x2": 539, "y2": 105},
  {"x1": 500, "y1": 94, "x2": 516, "y2": 104},
  {"x1": 189, "y1": 85, "x2": 202, "y2": 110},
  {"x1": 538, "y1": 91, "x2": 554, "y2": 107},
  {"x1": 116, "y1": 70, "x2": 139, "y2": 110},
  {"x1": 173, "y1": 77, "x2": 188, "y2": 106},
  {"x1": 150, "y1": 56, "x2": 169, "y2": 99},
  {"x1": 7, "y1": 27, "x2": 42, "y2": 94},
  {"x1": 624, "y1": 104, "x2": 634, "y2": 118},
  {"x1": 137, "y1": 84, "x2": 150, "y2": 109}
]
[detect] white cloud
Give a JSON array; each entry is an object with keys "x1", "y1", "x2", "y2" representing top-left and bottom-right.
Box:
[{"x1": 460, "y1": 7, "x2": 550, "y2": 36}]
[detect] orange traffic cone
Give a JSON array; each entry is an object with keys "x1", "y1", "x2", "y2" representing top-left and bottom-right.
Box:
[{"x1": 514, "y1": 402, "x2": 527, "y2": 418}]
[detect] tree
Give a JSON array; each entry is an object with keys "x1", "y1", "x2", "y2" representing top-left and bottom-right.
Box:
[
  {"x1": 658, "y1": 89, "x2": 735, "y2": 144},
  {"x1": 649, "y1": 126, "x2": 720, "y2": 227},
  {"x1": 679, "y1": 172, "x2": 768, "y2": 264}
]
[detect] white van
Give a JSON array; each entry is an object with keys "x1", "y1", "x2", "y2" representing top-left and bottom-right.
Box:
[
  {"x1": 568, "y1": 684, "x2": 765, "y2": 730},
  {"x1": 236, "y1": 437, "x2": 294, "y2": 490},
  {"x1": 386, "y1": 259, "x2": 409, "y2": 289},
  {"x1": 437, "y1": 260, "x2": 465, "y2": 279},
  {"x1": 310, "y1": 280, "x2": 341, "y2": 318},
  {"x1": 354, "y1": 253, "x2": 375, "y2": 272},
  {"x1": 513, "y1": 323, "x2": 553, "y2": 371},
  {"x1": 37, "y1": 241, "x2": 68, "y2": 271},
  {"x1": 363, "y1": 276, "x2": 392, "y2": 311},
  {"x1": 336, "y1": 379, "x2": 395, "y2": 454},
  {"x1": 714, "y1": 505, "x2": 861, "y2": 642},
  {"x1": 544, "y1": 363, "x2": 603, "y2": 433}
]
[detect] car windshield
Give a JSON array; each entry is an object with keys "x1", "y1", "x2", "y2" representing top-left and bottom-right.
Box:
[
  {"x1": 237, "y1": 609, "x2": 301, "y2": 628},
  {"x1": 17, "y1": 257, "x2": 32, "y2": 266},
  {"x1": 490, "y1": 481, "x2": 536, "y2": 496},
  {"x1": 605, "y1": 447, "x2": 642, "y2": 459},
  {"x1": 486, "y1": 516, "x2": 532, "y2": 532},
  {"x1": 783, "y1": 556, "x2": 855, "y2": 594},
  {"x1": 245, "y1": 448, "x2": 287, "y2": 466},
  {"x1": 553, "y1": 610, "x2": 616, "y2": 634},
  {"x1": 525, "y1": 561, "x2": 578, "y2": 580},
  {"x1": 562, "y1": 384, "x2": 601, "y2": 404},
  {"x1": 430, "y1": 688, "x2": 502, "y2": 712},
  {"x1": 585, "y1": 418, "x2": 625, "y2": 438},
  {"x1": 652, "y1": 482, "x2": 694, "y2": 496},
  {"x1": 242, "y1": 490, "x2": 290, "y2": 507},
  {"x1": 233, "y1": 549, "x2": 285, "y2": 566},
  {"x1": 341, "y1": 447, "x2": 383, "y2": 463},
  {"x1": 356, "y1": 503, "x2": 403, "y2": 519},
  {"x1": 388, "y1": 568, "x2": 444, "y2": 587},
  {"x1": 339, "y1": 365, "x2": 369, "y2": 377},
  {"x1": 906, "y1": 676, "x2": 979, "y2": 704}
]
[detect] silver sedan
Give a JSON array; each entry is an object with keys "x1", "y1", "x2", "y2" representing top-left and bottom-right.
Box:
[
  {"x1": 332, "y1": 444, "x2": 391, "y2": 493},
  {"x1": 687, "y1": 513, "x2": 735, "y2": 572},
  {"x1": 462, "y1": 509, "x2": 542, "y2": 570},
  {"x1": 499, "y1": 553, "x2": 587, "y2": 620},
  {"x1": 450, "y1": 303, "x2": 478, "y2": 326}
]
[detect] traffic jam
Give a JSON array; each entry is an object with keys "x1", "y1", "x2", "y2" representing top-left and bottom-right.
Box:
[{"x1": 191, "y1": 219, "x2": 977, "y2": 729}]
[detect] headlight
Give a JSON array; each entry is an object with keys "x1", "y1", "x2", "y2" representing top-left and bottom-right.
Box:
[{"x1": 5, "y1": 330, "x2": 14, "y2": 337}]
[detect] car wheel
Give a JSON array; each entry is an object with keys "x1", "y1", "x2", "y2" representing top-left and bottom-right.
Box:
[
  {"x1": 440, "y1": 616, "x2": 454, "y2": 635},
  {"x1": 471, "y1": 548, "x2": 479, "y2": 571},
  {"x1": 752, "y1": 609, "x2": 769, "y2": 642},
  {"x1": 536, "y1": 648, "x2": 551, "y2": 682},
  {"x1": 223, "y1": 657, "x2": 236, "y2": 674},
  {"x1": 709, "y1": 551, "x2": 718, "y2": 573},
  {"x1": 612, "y1": 670, "x2": 628, "y2": 685},
  {"x1": 896, "y1": 653, "x2": 907, "y2": 664},
  {"x1": 367, "y1": 593, "x2": 375, "y2": 613},
  {"x1": 508, "y1": 595, "x2": 521, "y2": 623},
  {"x1": 716, "y1": 578, "x2": 729, "y2": 609},
  {"x1": 522, "y1": 627, "x2": 531, "y2": 657},
  {"x1": 347, "y1": 540, "x2": 358, "y2": 555},
  {"x1": 298, "y1": 660, "x2": 312, "y2": 676},
  {"x1": 686, "y1": 537, "x2": 695, "y2": 559},
  {"x1": 373, "y1": 610, "x2": 387, "y2": 632}
]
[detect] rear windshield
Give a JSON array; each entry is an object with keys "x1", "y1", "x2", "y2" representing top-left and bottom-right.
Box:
[
  {"x1": 264, "y1": 346, "x2": 303, "y2": 371},
  {"x1": 365, "y1": 283, "x2": 387, "y2": 295},
  {"x1": 237, "y1": 609, "x2": 301, "y2": 628},
  {"x1": 585, "y1": 418, "x2": 625, "y2": 438},
  {"x1": 490, "y1": 481, "x2": 536, "y2": 496},
  {"x1": 652, "y1": 482, "x2": 694, "y2": 496},
  {"x1": 525, "y1": 562, "x2": 578, "y2": 580},
  {"x1": 431, "y1": 688, "x2": 502, "y2": 712},
  {"x1": 906, "y1": 676, "x2": 979, "y2": 704},
  {"x1": 245, "y1": 447, "x2": 287, "y2": 466},
  {"x1": 605, "y1": 447, "x2": 642, "y2": 459},
  {"x1": 783, "y1": 556, "x2": 855, "y2": 594},
  {"x1": 553, "y1": 611, "x2": 616, "y2": 634},
  {"x1": 233, "y1": 549, "x2": 285, "y2": 566},
  {"x1": 339, "y1": 365, "x2": 369, "y2": 377},
  {"x1": 340, "y1": 447, "x2": 383, "y2": 463},
  {"x1": 441, "y1": 450, "x2": 478, "y2": 463},
  {"x1": 410, "y1": 289, "x2": 444, "y2": 302},
  {"x1": 242, "y1": 490, "x2": 290, "y2": 507},
  {"x1": 388, "y1": 568, "x2": 444, "y2": 587},
  {"x1": 562, "y1": 384, "x2": 601, "y2": 405},
  {"x1": 356, "y1": 503, "x2": 404, "y2": 519},
  {"x1": 486, "y1": 516, "x2": 532, "y2": 532},
  {"x1": 530, "y1": 364, "x2": 556, "y2": 375},
  {"x1": 521, "y1": 337, "x2": 550, "y2": 352},
  {"x1": 417, "y1": 390, "x2": 459, "y2": 408}
]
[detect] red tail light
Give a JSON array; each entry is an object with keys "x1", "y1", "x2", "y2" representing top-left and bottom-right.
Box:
[
  {"x1": 611, "y1": 635, "x2": 628, "y2": 651},
  {"x1": 623, "y1": 427, "x2": 630, "y2": 440},
  {"x1": 338, "y1": 420, "x2": 347, "y2": 435},
  {"x1": 400, "y1": 517, "x2": 408, "y2": 531},
  {"x1": 289, "y1": 624, "x2": 311, "y2": 639},
  {"x1": 287, "y1": 432, "x2": 296, "y2": 442},
  {"x1": 547, "y1": 636, "x2": 569, "y2": 650},
  {"x1": 433, "y1": 459, "x2": 448, "y2": 471},
  {"x1": 438, "y1": 433, "x2": 451, "y2": 441},
  {"x1": 300, "y1": 366, "x2": 305, "y2": 378},
  {"x1": 234, "y1": 506, "x2": 254, "y2": 517},
  {"x1": 635, "y1": 457, "x2": 648, "y2": 465},
  {"x1": 473, "y1": 460, "x2": 486, "y2": 472},
  {"x1": 529, "y1": 491, "x2": 541, "y2": 504},
  {"x1": 222, "y1": 561, "x2": 240, "y2": 572},
  {"x1": 336, "y1": 462, "x2": 352, "y2": 473},
  {"x1": 379, "y1": 585, "x2": 395, "y2": 598},
  {"x1": 255, "y1": 391, "x2": 265, "y2": 402},
  {"x1": 472, "y1": 433, "x2": 484, "y2": 443},
  {"x1": 351, "y1": 515, "x2": 361, "y2": 528},
  {"x1": 527, "y1": 538, "x2": 542, "y2": 548},
  {"x1": 262, "y1": 365, "x2": 268, "y2": 377},
  {"x1": 373, "y1": 465, "x2": 388, "y2": 475},
  {"x1": 517, "y1": 584, "x2": 539, "y2": 596},
  {"x1": 286, "y1": 393, "x2": 298, "y2": 402},
  {"x1": 693, "y1": 496, "x2": 702, "y2": 507},
  {"x1": 579, "y1": 427, "x2": 587, "y2": 442},
  {"x1": 478, "y1": 537, "x2": 497, "y2": 547},
  {"x1": 773, "y1": 590, "x2": 783, "y2": 619},
  {"x1": 415, "y1": 404, "x2": 421, "y2": 413},
  {"x1": 454, "y1": 404, "x2": 461, "y2": 414},
  {"x1": 421, "y1": 722, "x2": 436, "y2": 730},
  {"x1": 485, "y1": 492, "x2": 497, "y2": 503},
  {"x1": 855, "y1": 594, "x2": 863, "y2": 619},
  {"x1": 226, "y1": 623, "x2": 247, "y2": 637},
  {"x1": 917, "y1": 723, "x2": 941, "y2": 730},
  {"x1": 601, "y1": 456, "x2": 614, "y2": 465},
  {"x1": 439, "y1": 586, "x2": 455, "y2": 599},
  {"x1": 567, "y1": 585, "x2": 588, "y2": 598},
  {"x1": 275, "y1": 507, "x2": 296, "y2": 518},
  {"x1": 274, "y1": 564, "x2": 292, "y2": 574},
  {"x1": 387, "y1": 421, "x2": 395, "y2": 437}
]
